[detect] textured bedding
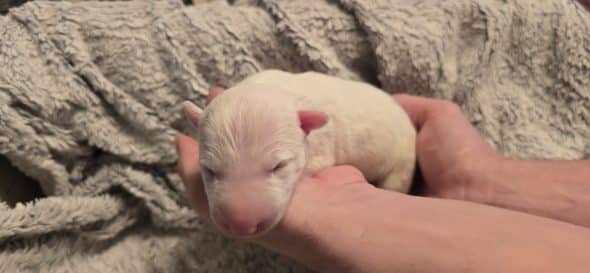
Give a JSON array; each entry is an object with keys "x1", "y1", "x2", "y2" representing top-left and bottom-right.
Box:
[{"x1": 0, "y1": 0, "x2": 589, "y2": 272}]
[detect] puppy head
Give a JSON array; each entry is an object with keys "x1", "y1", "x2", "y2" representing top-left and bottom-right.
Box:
[{"x1": 182, "y1": 88, "x2": 327, "y2": 237}]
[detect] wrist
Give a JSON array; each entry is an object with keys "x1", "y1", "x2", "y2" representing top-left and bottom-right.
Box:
[{"x1": 462, "y1": 153, "x2": 508, "y2": 205}]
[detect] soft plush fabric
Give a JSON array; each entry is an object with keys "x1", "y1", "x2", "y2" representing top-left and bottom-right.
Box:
[{"x1": 0, "y1": 0, "x2": 588, "y2": 272}]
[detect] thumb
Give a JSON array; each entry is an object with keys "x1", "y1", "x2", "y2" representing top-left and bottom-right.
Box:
[{"x1": 392, "y1": 94, "x2": 441, "y2": 130}]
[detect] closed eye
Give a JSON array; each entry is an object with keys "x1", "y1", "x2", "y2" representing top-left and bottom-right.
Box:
[
  {"x1": 271, "y1": 158, "x2": 293, "y2": 173},
  {"x1": 202, "y1": 166, "x2": 218, "y2": 179}
]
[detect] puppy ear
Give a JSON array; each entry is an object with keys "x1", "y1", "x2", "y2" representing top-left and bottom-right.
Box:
[
  {"x1": 182, "y1": 101, "x2": 203, "y2": 128},
  {"x1": 298, "y1": 110, "x2": 328, "y2": 135}
]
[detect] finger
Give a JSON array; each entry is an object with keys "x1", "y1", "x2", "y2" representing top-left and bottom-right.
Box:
[
  {"x1": 392, "y1": 94, "x2": 441, "y2": 129},
  {"x1": 312, "y1": 165, "x2": 369, "y2": 186},
  {"x1": 175, "y1": 134, "x2": 200, "y2": 181},
  {"x1": 175, "y1": 134, "x2": 210, "y2": 218},
  {"x1": 207, "y1": 87, "x2": 225, "y2": 105}
]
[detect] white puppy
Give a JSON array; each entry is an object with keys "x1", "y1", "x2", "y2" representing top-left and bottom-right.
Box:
[{"x1": 183, "y1": 70, "x2": 416, "y2": 237}]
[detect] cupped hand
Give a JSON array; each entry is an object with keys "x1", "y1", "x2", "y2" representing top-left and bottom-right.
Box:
[
  {"x1": 175, "y1": 88, "x2": 503, "y2": 272},
  {"x1": 393, "y1": 94, "x2": 503, "y2": 202},
  {"x1": 176, "y1": 87, "x2": 375, "y2": 250}
]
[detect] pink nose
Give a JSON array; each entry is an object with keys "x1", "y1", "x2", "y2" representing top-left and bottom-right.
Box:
[
  {"x1": 222, "y1": 217, "x2": 271, "y2": 236},
  {"x1": 217, "y1": 204, "x2": 276, "y2": 236}
]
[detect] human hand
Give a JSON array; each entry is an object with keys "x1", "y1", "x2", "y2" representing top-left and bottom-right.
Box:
[
  {"x1": 393, "y1": 94, "x2": 504, "y2": 203},
  {"x1": 176, "y1": 87, "x2": 377, "y2": 266}
]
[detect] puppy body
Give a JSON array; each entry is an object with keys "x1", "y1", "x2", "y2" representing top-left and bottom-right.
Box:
[
  {"x1": 184, "y1": 70, "x2": 416, "y2": 236},
  {"x1": 236, "y1": 70, "x2": 417, "y2": 189}
]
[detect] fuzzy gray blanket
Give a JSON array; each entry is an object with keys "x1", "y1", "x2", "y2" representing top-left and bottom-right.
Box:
[{"x1": 0, "y1": 0, "x2": 589, "y2": 272}]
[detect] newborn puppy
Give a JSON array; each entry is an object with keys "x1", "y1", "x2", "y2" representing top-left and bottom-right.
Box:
[{"x1": 183, "y1": 70, "x2": 416, "y2": 238}]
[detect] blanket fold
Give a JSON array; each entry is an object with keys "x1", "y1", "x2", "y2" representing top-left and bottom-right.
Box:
[{"x1": 0, "y1": 0, "x2": 588, "y2": 272}]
